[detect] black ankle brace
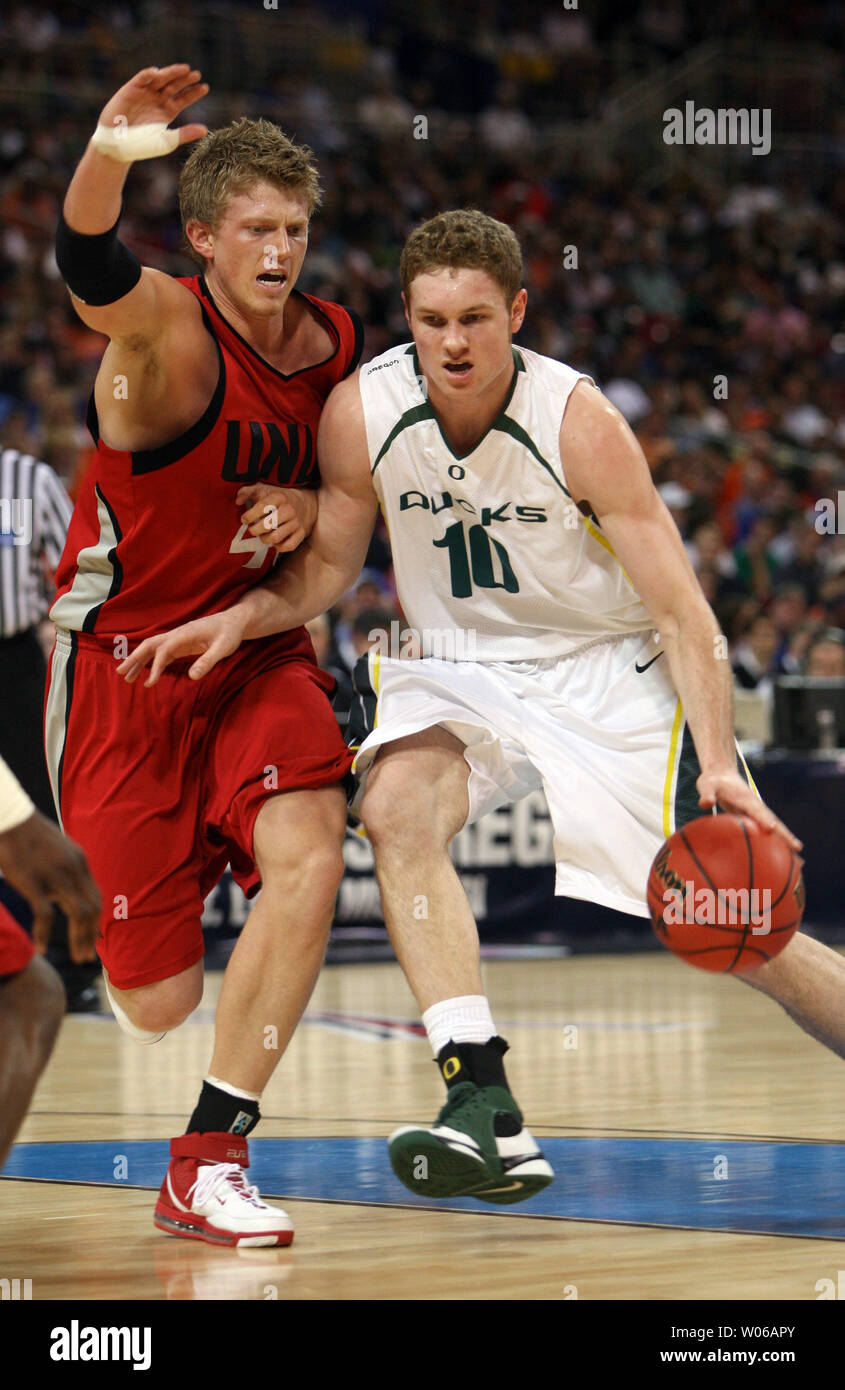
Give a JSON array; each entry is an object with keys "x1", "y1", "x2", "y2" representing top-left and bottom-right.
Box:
[
  {"x1": 187, "y1": 1081, "x2": 260, "y2": 1138},
  {"x1": 436, "y1": 1036, "x2": 510, "y2": 1090}
]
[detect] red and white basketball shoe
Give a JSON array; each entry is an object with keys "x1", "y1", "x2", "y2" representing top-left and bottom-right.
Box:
[{"x1": 154, "y1": 1133, "x2": 294, "y2": 1247}]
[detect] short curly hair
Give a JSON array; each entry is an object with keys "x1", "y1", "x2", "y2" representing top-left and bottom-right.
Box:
[
  {"x1": 178, "y1": 118, "x2": 322, "y2": 262},
  {"x1": 399, "y1": 210, "x2": 523, "y2": 307}
]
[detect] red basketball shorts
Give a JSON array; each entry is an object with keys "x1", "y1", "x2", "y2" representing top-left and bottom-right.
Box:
[
  {"x1": 0, "y1": 900, "x2": 35, "y2": 978},
  {"x1": 44, "y1": 627, "x2": 351, "y2": 990}
]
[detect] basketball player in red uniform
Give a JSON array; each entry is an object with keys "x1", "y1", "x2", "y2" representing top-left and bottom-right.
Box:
[
  {"x1": 0, "y1": 754, "x2": 100, "y2": 1168},
  {"x1": 46, "y1": 65, "x2": 363, "y2": 1245}
]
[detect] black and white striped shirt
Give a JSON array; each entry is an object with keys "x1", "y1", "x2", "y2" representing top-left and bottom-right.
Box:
[{"x1": 0, "y1": 446, "x2": 73, "y2": 638}]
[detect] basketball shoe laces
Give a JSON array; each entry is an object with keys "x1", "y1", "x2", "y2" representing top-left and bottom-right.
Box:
[{"x1": 187, "y1": 1162, "x2": 266, "y2": 1210}]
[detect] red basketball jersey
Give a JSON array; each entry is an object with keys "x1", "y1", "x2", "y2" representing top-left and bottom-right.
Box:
[{"x1": 51, "y1": 276, "x2": 363, "y2": 643}]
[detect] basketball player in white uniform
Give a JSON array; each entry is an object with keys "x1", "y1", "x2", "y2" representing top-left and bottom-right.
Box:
[{"x1": 123, "y1": 212, "x2": 845, "y2": 1208}]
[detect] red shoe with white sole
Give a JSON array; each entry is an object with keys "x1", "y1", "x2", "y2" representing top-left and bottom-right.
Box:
[{"x1": 154, "y1": 1132, "x2": 294, "y2": 1248}]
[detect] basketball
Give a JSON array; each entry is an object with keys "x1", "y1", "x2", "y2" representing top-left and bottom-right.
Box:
[{"x1": 647, "y1": 814, "x2": 805, "y2": 974}]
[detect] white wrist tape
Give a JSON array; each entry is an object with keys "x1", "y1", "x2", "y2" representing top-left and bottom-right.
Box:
[
  {"x1": 0, "y1": 757, "x2": 35, "y2": 835},
  {"x1": 91, "y1": 121, "x2": 180, "y2": 164}
]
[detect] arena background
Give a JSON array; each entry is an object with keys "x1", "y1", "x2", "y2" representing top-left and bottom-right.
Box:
[{"x1": 1, "y1": 0, "x2": 843, "y2": 964}]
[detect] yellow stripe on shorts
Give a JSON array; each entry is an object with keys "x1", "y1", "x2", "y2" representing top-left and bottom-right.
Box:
[
  {"x1": 371, "y1": 649, "x2": 381, "y2": 729},
  {"x1": 662, "y1": 700, "x2": 684, "y2": 839},
  {"x1": 350, "y1": 649, "x2": 382, "y2": 777},
  {"x1": 736, "y1": 744, "x2": 759, "y2": 796}
]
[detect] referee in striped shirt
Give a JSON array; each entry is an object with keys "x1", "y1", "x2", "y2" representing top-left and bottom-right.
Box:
[{"x1": 0, "y1": 444, "x2": 101, "y2": 1010}]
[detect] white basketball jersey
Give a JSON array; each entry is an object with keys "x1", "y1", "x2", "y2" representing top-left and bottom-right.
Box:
[{"x1": 359, "y1": 342, "x2": 652, "y2": 661}]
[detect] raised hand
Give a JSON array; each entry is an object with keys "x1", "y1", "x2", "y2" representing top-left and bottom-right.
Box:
[{"x1": 97, "y1": 64, "x2": 209, "y2": 151}]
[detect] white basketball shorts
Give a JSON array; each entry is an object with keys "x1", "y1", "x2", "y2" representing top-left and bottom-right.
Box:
[{"x1": 348, "y1": 631, "x2": 754, "y2": 919}]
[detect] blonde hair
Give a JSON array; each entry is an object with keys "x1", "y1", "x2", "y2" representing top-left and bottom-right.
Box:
[
  {"x1": 400, "y1": 210, "x2": 523, "y2": 307},
  {"x1": 178, "y1": 118, "x2": 322, "y2": 262}
]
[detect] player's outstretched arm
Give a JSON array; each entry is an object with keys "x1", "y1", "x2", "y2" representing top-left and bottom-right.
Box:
[
  {"x1": 0, "y1": 760, "x2": 100, "y2": 964},
  {"x1": 118, "y1": 374, "x2": 379, "y2": 685},
  {"x1": 58, "y1": 64, "x2": 208, "y2": 344},
  {"x1": 560, "y1": 382, "x2": 801, "y2": 851}
]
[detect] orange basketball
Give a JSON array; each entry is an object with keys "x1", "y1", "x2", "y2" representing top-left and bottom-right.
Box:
[{"x1": 647, "y1": 814, "x2": 804, "y2": 974}]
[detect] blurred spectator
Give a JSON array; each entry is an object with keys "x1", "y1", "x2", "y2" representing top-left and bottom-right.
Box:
[
  {"x1": 819, "y1": 537, "x2": 845, "y2": 626},
  {"x1": 780, "y1": 619, "x2": 823, "y2": 675},
  {"x1": 672, "y1": 381, "x2": 729, "y2": 446},
  {"x1": 627, "y1": 235, "x2": 684, "y2": 319},
  {"x1": 637, "y1": 0, "x2": 687, "y2": 58},
  {"x1": 733, "y1": 516, "x2": 779, "y2": 600},
  {"x1": 732, "y1": 612, "x2": 781, "y2": 693},
  {"x1": 479, "y1": 83, "x2": 535, "y2": 156},
  {"x1": 604, "y1": 367, "x2": 652, "y2": 425},
  {"x1": 780, "y1": 374, "x2": 831, "y2": 447},
  {"x1": 333, "y1": 568, "x2": 396, "y2": 669},
  {"x1": 357, "y1": 75, "x2": 413, "y2": 140},
  {"x1": 775, "y1": 520, "x2": 825, "y2": 605},
  {"x1": 686, "y1": 521, "x2": 740, "y2": 588},
  {"x1": 804, "y1": 628, "x2": 845, "y2": 678},
  {"x1": 352, "y1": 605, "x2": 401, "y2": 659},
  {"x1": 305, "y1": 611, "x2": 354, "y2": 719},
  {"x1": 770, "y1": 584, "x2": 811, "y2": 658},
  {"x1": 658, "y1": 482, "x2": 692, "y2": 537}
]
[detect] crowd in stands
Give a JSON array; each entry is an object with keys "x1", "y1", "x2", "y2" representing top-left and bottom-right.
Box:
[{"x1": 1, "y1": 0, "x2": 844, "y2": 723}]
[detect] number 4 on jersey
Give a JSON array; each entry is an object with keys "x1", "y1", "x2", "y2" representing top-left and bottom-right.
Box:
[
  {"x1": 433, "y1": 520, "x2": 519, "y2": 598},
  {"x1": 229, "y1": 522, "x2": 267, "y2": 569}
]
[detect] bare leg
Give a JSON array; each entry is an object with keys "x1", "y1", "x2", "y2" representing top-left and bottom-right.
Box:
[
  {"x1": 0, "y1": 956, "x2": 64, "y2": 1168},
  {"x1": 106, "y1": 785, "x2": 346, "y2": 1092},
  {"x1": 207, "y1": 784, "x2": 347, "y2": 1093},
  {"x1": 106, "y1": 959, "x2": 204, "y2": 1034},
  {"x1": 738, "y1": 931, "x2": 845, "y2": 1059},
  {"x1": 361, "y1": 727, "x2": 481, "y2": 1011},
  {"x1": 363, "y1": 730, "x2": 553, "y2": 1202}
]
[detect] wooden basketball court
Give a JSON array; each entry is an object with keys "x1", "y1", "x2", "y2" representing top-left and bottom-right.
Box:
[{"x1": 2, "y1": 948, "x2": 843, "y2": 1301}]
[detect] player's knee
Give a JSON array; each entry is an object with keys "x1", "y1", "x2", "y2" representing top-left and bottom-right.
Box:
[
  {"x1": 361, "y1": 771, "x2": 457, "y2": 853},
  {"x1": 122, "y1": 975, "x2": 202, "y2": 1033},
  {"x1": 127, "y1": 1003, "x2": 180, "y2": 1033}
]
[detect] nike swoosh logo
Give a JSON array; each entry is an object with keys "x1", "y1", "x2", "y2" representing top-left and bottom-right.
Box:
[
  {"x1": 480, "y1": 1182, "x2": 523, "y2": 1194},
  {"x1": 635, "y1": 652, "x2": 664, "y2": 673}
]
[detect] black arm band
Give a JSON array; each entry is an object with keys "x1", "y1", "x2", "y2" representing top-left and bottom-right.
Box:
[{"x1": 55, "y1": 208, "x2": 142, "y2": 307}]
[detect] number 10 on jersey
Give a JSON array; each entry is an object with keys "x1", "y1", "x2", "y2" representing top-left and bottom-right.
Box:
[{"x1": 433, "y1": 520, "x2": 520, "y2": 598}]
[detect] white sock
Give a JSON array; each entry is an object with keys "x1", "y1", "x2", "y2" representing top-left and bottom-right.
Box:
[
  {"x1": 205, "y1": 1074, "x2": 261, "y2": 1104},
  {"x1": 422, "y1": 995, "x2": 496, "y2": 1055},
  {"x1": 103, "y1": 974, "x2": 166, "y2": 1045}
]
